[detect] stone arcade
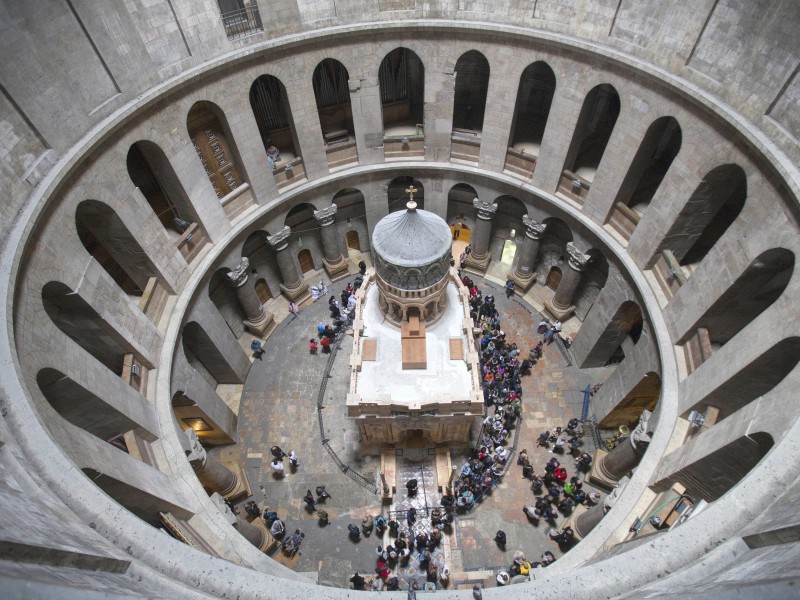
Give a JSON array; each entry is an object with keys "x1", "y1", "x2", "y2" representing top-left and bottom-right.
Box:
[{"x1": 1, "y1": 1, "x2": 799, "y2": 599}]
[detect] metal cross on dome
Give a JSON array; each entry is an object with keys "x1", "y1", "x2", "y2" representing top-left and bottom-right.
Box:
[{"x1": 405, "y1": 184, "x2": 418, "y2": 202}]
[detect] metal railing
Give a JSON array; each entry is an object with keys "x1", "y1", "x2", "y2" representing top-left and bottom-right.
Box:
[
  {"x1": 220, "y1": 5, "x2": 263, "y2": 39},
  {"x1": 315, "y1": 327, "x2": 379, "y2": 494}
]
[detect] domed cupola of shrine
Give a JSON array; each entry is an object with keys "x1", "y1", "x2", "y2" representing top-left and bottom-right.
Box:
[{"x1": 371, "y1": 197, "x2": 453, "y2": 326}]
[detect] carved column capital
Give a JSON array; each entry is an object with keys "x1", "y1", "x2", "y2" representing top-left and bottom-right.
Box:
[
  {"x1": 566, "y1": 242, "x2": 591, "y2": 271},
  {"x1": 473, "y1": 198, "x2": 498, "y2": 220},
  {"x1": 522, "y1": 216, "x2": 547, "y2": 240},
  {"x1": 225, "y1": 258, "x2": 250, "y2": 287},
  {"x1": 314, "y1": 203, "x2": 338, "y2": 227},
  {"x1": 631, "y1": 410, "x2": 653, "y2": 449},
  {"x1": 267, "y1": 226, "x2": 292, "y2": 251}
]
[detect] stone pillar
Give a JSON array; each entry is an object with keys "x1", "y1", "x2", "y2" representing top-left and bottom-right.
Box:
[
  {"x1": 234, "y1": 517, "x2": 271, "y2": 551},
  {"x1": 590, "y1": 411, "x2": 652, "y2": 490},
  {"x1": 464, "y1": 199, "x2": 497, "y2": 274},
  {"x1": 314, "y1": 204, "x2": 349, "y2": 281},
  {"x1": 210, "y1": 492, "x2": 272, "y2": 552},
  {"x1": 267, "y1": 226, "x2": 310, "y2": 302},
  {"x1": 573, "y1": 505, "x2": 606, "y2": 540},
  {"x1": 185, "y1": 430, "x2": 246, "y2": 499},
  {"x1": 544, "y1": 242, "x2": 591, "y2": 320},
  {"x1": 225, "y1": 257, "x2": 275, "y2": 337},
  {"x1": 509, "y1": 216, "x2": 546, "y2": 292}
]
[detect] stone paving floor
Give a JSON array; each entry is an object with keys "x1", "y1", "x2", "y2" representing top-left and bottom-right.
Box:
[{"x1": 228, "y1": 267, "x2": 614, "y2": 591}]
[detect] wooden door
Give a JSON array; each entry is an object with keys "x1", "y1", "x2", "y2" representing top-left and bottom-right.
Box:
[
  {"x1": 255, "y1": 278, "x2": 272, "y2": 304},
  {"x1": 346, "y1": 230, "x2": 360, "y2": 251},
  {"x1": 188, "y1": 106, "x2": 242, "y2": 199},
  {"x1": 298, "y1": 249, "x2": 314, "y2": 273},
  {"x1": 546, "y1": 266, "x2": 562, "y2": 290}
]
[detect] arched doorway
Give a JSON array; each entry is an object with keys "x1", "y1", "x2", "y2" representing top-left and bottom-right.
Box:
[
  {"x1": 298, "y1": 249, "x2": 314, "y2": 273},
  {"x1": 255, "y1": 278, "x2": 272, "y2": 304},
  {"x1": 346, "y1": 230, "x2": 360, "y2": 251},
  {"x1": 546, "y1": 267, "x2": 562, "y2": 290}
]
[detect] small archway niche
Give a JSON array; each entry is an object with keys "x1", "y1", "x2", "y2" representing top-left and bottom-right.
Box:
[
  {"x1": 538, "y1": 217, "x2": 574, "y2": 289},
  {"x1": 298, "y1": 249, "x2": 315, "y2": 273},
  {"x1": 346, "y1": 231, "x2": 361, "y2": 252},
  {"x1": 546, "y1": 267, "x2": 562, "y2": 290}
]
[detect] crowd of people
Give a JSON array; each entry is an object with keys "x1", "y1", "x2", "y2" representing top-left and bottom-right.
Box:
[
  {"x1": 241, "y1": 256, "x2": 607, "y2": 589},
  {"x1": 309, "y1": 262, "x2": 367, "y2": 355},
  {"x1": 346, "y1": 508, "x2": 451, "y2": 592}
]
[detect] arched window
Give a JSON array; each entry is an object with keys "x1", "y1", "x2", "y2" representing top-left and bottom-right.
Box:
[
  {"x1": 506, "y1": 61, "x2": 556, "y2": 176},
  {"x1": 42, "y1": 282, "x2": 145, "y2": 377},
  {"x1": 450, "y1": 50, "x2": 490, "y2": 163},
  {"x1": 559, "y1": 84, "x2": 621, "y2": 205},
  {"x1": 313, "y1": 58, "x2": 358, "y2": 169},
  {"x1": 607, "y1": 117, "x2": 682, "y2": 240},
  {"x1": 380, "y1": 48, "x2": 425, "y2": 158},
  {"x1": 681, "y1": 248, "x2": 793, "y2": 373},
  {"x1": 182, "y1": 321, "x2": 243, "y2": 385},
  {"x1": 76, "y1": 200, "x2": 159, "y2": 296}
]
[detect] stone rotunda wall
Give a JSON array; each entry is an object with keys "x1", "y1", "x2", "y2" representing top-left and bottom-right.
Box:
[{"x1": 0, "y1": 1, "x2": 799, "y2": 598}]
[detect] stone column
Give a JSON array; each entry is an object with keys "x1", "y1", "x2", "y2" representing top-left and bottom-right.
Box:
[
  {"x1": 573, "y1": 505, "x2": 606, "y2": 540},
  {"x1": 509, "y1": 216, "x2": 547, "y2": 293},
  {"x1": 464, "y1": 198, "x2": 497, "y2": 274},
  {"x1": 267, "y1": 226, "x2": 310, "y2": 303},
  {"x1": 590, "y1": 411, "x2": 652, "y2": 489},
  {"x1": 225, "y1": 258, "x2": 275, "y2": 337},
  {"x1": 185, "y1": 430, "x2": 246, "y2": 499},
  {"x1": 234, "y1": 517, "x2": 271, "y2": 551},
  {"x1": 210, "y1": 492, "x2": 271, "y2": 552},
  {"x1": 544, "y1": 242, "x2": 591, "y2": 320},
  {"x1": 314, "y1": 204, "x2": 349, "y2": 281}
]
